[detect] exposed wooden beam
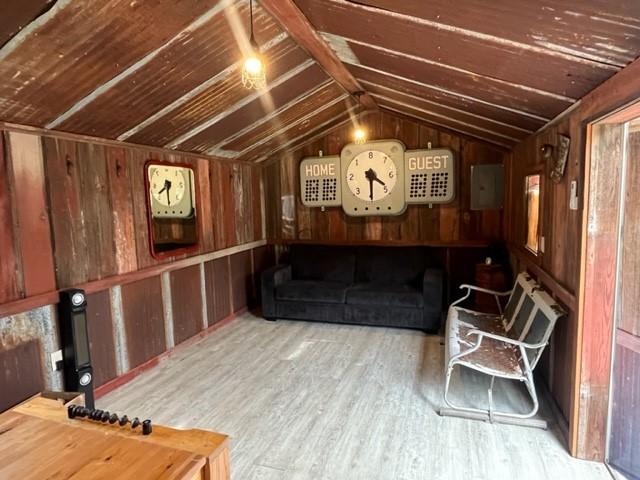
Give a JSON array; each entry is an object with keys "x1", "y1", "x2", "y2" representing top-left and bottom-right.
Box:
[{"x1": 259, "y1": 0, "x2": 377, "y2": 110}]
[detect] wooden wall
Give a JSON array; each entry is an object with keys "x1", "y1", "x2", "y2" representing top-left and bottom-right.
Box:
[
  {"x1": 0, "y1": 128, "x2": 273, "y2": 411},
  {"x1": 503, "y1": 115, "x2": 583, "y2": 432},
  {"x1": 262, "y1": 111, "x2": 507, "y2": 245},
  {"x1": 504, "y1": 56, "x2": 640, "y2": 460}
]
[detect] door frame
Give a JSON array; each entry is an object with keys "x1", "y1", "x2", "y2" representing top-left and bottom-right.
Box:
[{"x1": 574, "y1": 99, "x2": 639, "y2": 463}]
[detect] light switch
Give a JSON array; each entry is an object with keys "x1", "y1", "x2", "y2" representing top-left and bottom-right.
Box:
[
  {"x1": 570, "y1": 180, "x2": 579, "y2": 210},
  {"x1": 50, "y1": 349, "x2": 63, "y2": 371}
]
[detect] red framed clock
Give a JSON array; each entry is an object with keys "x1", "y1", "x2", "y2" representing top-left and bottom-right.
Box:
[{"x1": 144, "y1": 160, "x2": 199, "y2": 259}]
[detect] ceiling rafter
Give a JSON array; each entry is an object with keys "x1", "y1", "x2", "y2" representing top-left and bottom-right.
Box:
[
  {"x1": 255, "y1": 106, "x2": 356, "y2": 163},
  {"x1": 259, "y1": 0, "x2": 377, "y2": 110},
  {"x1": 340, "y1": 0, "x2": 624, "y2": 69},
  {"x1": 379, "y1": 105, "x2": 514, "y2": 149},
  {"x1": 359, "y1": 79, "x2": 533, "y2": 135},
  {"x1": 166, "y1": 59, "x2": 316, "y2": 149},
  {"x1": 235, "y1": 92, "x2": 350, "y2": 159},
  {"x1": 118, "y1": 31, "x2": 289, "y2": 142},
  {"x1": 45, "y1": 0, "x2": 238, "y2": 130},
  {"x1": 206, "y1": 78, "x2": 334, "y2": 155}
]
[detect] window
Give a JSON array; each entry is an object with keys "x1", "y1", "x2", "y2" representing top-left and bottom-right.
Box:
[{"x1": 525, "y1": 174, "x2": 541, "y2": 253}]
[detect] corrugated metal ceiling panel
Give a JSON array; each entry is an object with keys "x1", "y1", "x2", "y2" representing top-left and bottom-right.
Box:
[{"x1": 0, "y1": 0, "x2": 638, "y2": 158}]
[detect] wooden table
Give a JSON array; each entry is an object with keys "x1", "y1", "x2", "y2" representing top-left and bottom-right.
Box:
[{"x1": 0, "y1": 394, "x2": 229, "y2": 480}]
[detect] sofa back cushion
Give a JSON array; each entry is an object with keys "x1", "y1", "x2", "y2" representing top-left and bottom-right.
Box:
[
  {"x1": 290, "y1": 245, "x2": 356, "y2": 284},
  {"x1": 355, "y1": 247, "x2": 429, "y2": 286}
]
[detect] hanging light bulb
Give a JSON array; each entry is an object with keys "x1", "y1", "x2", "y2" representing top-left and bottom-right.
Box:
[
  {"x1": 353, "y1": 126, "x2": 367, "y2": 144},
  {"x1": 242, "y1": 0, "x2": 266, "y2": 89},
  {"x1": 353, "y1": 91, "x2": 367, "y2": 144}
]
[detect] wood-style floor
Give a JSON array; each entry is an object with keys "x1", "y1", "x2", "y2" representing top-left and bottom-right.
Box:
[{"x1": 101, "y1": 313, "x2": 610, "y2": 480}]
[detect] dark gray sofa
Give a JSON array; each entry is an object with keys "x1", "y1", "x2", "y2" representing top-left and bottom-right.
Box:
[{"x1": 261, "y1": 245, "x2": 443, "y2": 332}]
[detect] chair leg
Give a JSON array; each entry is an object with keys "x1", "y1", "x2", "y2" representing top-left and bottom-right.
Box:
[
  {"x1": 521, "y1": 370, "x2": 540, "y2": 419},
  {"x1": 440, "y1": 364, "x2": 542, "y2": 423},
  {"x1": 488, "y1": 376, "x2": 496, "y2": 423},
  {"x1": 443, "y1": 362, "x2": 456, "y2": 409}
]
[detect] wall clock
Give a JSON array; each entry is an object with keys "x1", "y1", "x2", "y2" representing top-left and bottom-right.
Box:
[
  {"x1": 145, "y1": 161, "x2": 198, "y2": 258},
  {"x1": 147, "y1": 163, "x2": 195, "y2": 218},
  {"x1": 300, "y1": 140, "x2": 456, "y2": 216},
  {"x1": 341, "y1": 140, "x2": 406, "y2": 216}
]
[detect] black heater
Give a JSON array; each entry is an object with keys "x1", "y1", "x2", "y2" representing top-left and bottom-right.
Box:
[{"x1": 58, "y1": 289, "x2": 94, "y2": 409}]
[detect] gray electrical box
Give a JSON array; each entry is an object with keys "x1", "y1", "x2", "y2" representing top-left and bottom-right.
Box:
[{"x1": 470, "y1": 164, "x2": 504, "y2": 210}]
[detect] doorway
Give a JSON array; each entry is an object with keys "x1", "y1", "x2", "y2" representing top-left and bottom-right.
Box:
[
  {"x1": 580, "y1": 104, "x2": 640, "y2": 479},
  {"x1": 606, "y1": 118, "x2": 640, "y2": 480}
]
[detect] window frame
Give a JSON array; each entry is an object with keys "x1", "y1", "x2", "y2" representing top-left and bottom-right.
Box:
[{"x1": 524, "y1": 172, "x2": 543, "y2": 256}]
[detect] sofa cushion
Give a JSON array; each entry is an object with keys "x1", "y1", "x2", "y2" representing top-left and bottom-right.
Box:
[
  {"x1": 290, "y1": 245, "x2": 355, "y2": 284},
  {"x1": 355, "y1": 247, "x2": 428, "y2": 286},
  {"x1": 346, "y1": 283, "x2": 424, "y2": 308},
  {"x1": 276, "y1": 280, "x2": 348, "y2": 304}
]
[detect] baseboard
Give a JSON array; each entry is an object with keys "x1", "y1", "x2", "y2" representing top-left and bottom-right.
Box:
[
  {"x1": 94, "y1": 308, "x2": 248, "y2": 399},
  {"x1": 537, "y1": 375, "x2": 570, "y2": 446}
]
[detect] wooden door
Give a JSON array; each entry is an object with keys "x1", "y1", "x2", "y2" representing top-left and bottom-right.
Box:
[{"x1": 608, "y1": 120, "x2": 640, "y2": 479}]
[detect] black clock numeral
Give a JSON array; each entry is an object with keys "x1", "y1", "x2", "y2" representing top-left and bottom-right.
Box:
[
  {"x1": 355, "y1": 187, "x2": 360, "y2": 195},
  {"x1": 389, "y1": 171, "x2": 394, "y2": 178},
  {"x1": 349, "y1": 173, "x2": 354, "y2": 181},
  {"x1": 368, "y1": 152, "x2": 373, "y2": 159},
  {"x1": 383, "y1": 186, "x2": 388, "y2": 193}
]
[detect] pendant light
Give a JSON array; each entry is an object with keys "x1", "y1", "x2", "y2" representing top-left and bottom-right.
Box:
[
  {"x1": 242, "y1": 0, "x2": 266, "y2": 90},
  {"x1": 353, "y1": 91, "x2": 367, "y2": 144}
]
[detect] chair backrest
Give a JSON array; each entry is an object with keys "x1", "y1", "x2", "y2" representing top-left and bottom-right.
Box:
[
  {"x1": 520, "y1": 288, "x2": 565, "y2": 369},
  {"x1": 503, "y1": 272, "x2": 538, "y2": 336}
]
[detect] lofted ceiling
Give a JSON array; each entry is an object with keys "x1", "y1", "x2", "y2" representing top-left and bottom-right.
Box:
[{"x1": 0, "y1": 0, "x2": 639, "y2": 160}]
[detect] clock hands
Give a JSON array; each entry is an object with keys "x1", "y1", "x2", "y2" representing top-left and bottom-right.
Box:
[
  {"x1": 364, "y1": 168, "x2": 386, "y2": 201},
  {"x1": 158, "y1": 179, "x2": 172, "y2": 206},
  {"x1": 365, "y1": 168, "x2": 375, "y2": 200}
]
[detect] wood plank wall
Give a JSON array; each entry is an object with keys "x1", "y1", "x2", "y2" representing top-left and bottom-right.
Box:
[
  {"x1": 503, "y1": 115, "x2": 584, "y2": 433},
  {"x1": 0, "y1": 128, "x2": 275, "y2": 411},
  {"x1": 262, "y1": 111, "x2": 507, "y2": 244},
  {"x1": 504, "y1": 56, "x2": 640, "y2": 460}
]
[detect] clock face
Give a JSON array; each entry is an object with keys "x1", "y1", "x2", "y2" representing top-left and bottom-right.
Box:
[
  {"x1": 346, "y1": 149, "x2": 397, "y2": 202},
  {"x1": 149, "y1": 166, "x2": 186, "y2": 208}
]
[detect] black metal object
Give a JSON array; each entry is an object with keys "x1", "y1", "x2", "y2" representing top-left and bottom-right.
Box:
[
  {"x1": 66, "y1": 405, "x2": 153, "y2": 436},
  {"x1": 58, "y1": 289, "x2": 94, "y2": 409}
]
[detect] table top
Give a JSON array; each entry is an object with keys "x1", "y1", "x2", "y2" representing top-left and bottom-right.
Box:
[{"x1": 0, "y1": 396, "x2": 228, "y2": 480}]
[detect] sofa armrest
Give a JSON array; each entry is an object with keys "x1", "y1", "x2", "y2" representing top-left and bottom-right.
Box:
[
  {"x1": 422, "y1": 268, "x2": 443, "y2": 330},
  {"x1": 261, "y1": 264, "x2": 292, "y2": 319}
]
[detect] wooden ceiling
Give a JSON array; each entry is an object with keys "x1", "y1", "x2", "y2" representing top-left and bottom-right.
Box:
[{"x1": 0, "y1": 0, "x2": 639, "y2": 160}]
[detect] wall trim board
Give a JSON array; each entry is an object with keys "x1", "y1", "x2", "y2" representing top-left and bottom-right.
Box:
[
  {"x1": 509, "y1": 243, "x2": 576, "y2": 310},
  {"x1": 274, "y1": 239, "x2": 490, "y2": 248},
  {"x1": 0, "y1": 239, "x2": 267, "y2": 318},
  {"x1": 94, "y1": 307, "x2": 248, "y2": 400},
  {"x1": 0, "y1": 122, "x2": 256, "y2": 166}
]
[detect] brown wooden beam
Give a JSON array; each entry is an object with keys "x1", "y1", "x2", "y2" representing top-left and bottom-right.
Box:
[{"x1": 259, "y1": 0, "x2": 378, "y2": 110}]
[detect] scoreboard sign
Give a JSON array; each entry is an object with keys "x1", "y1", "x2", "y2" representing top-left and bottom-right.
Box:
[
  {"x1": 299, "y1": 155, "x2": 341, "y2": 207},
  {"x1": 299, "y1": 142, "x2": 456, "y2": 216},
  {"x1": 404, "y1": 148, "x2": 455, "y2": 204}
]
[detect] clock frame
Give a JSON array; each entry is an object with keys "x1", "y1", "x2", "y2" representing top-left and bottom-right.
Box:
[
  {"x1": 340, "y1": 140, "x2": 406, "y2": 216},
  {"x1": 144, "y1": 160, "x2": 199, "y2": 259}
]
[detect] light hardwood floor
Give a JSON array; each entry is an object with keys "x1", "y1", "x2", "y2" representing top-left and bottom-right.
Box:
[{"x1": 101, "y1": 313, "x2": 610, "y2": 480}]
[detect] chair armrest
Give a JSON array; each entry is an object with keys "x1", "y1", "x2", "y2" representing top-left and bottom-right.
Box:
[
  {"x1": 450, "y1": 284, "x2": 512, "y2": 312},
  {"x1": 261, "y1": 265, "x2": 291, "y2": 319},
  {"x1": 458, "y1": 284, "x2": 513, "y2": 296}
]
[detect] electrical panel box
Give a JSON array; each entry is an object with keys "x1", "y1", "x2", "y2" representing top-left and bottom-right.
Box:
[
  {"x1": 470, "y1": 164, "x2": 504, "y2": 210},
  {"x1": 299, "y1": 155, "x2": 341, "y2": 208},
  {"x1": 404, "y1": 148, "x2": 455, "y2": 204}
]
